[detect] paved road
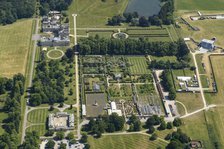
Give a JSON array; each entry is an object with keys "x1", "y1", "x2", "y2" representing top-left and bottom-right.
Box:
[{"x1": 21, "y1": 18, "x2": 39, "y2": 143}]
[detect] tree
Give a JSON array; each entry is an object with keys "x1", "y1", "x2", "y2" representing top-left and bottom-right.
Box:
[
  {"x1": 45, "y1": 130, "x2": 54, "y2": 136},
  {"x1": 55, "y1": 131, "x2": 64, "y2": 140},
  {"x1": 158, "y1": 121, "x2": 166, "y2": 130},
  {"x1": 173, "y1": 118, "x2": 182, "y2": 127},
  {"x1": 167, "y1": 122, "x2": 173, "y2": 129},
  {"x1": 148, "y1": 126, "x2": 155, "y2": 134},
  {"x1": 80, "y1": 133, "x2": 88, "y2": 143},
  {"x1": 150, "y1": 133, "x2": 158, "y2": 141},
  {"x1": 66, "y1": 132, "x2": 74, "y2": 140},
  {"x1": 58, "y1": 143, "x2": 67, "y2": 149},
  {"x1": 139, "y1": 16, "x2": 149, "y2": 27},
  {"x1": 85, "y1": 144, "x2": 90, "y2": 149},
  {"x1": 166, "y1": 140, "x2": 184, "y2": 149},
  {"x1": 165, "y1": 133, "x2": 172, "y2": 140},
  {"x1": 45, "y1": 140, "x2": 55, "y2": 149}
]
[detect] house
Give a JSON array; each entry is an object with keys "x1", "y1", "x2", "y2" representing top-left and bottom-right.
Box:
[
  {"x1": 48, "y1": 112, "x2": 74, "y2": 130},
  {"x1": 199, "y1": 39, "x2": 215, "y2": 51},
  {"x1": 40, "y1": 11, "x2": 70, "y2": 47}
]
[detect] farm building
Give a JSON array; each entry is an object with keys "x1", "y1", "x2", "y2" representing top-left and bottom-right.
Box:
[
  {"x1": 199, "y1": 39, "x2": 215, "y2": 51},
  {"x1": 48, "y1": 112, "x2": 74, "y2": 130}
]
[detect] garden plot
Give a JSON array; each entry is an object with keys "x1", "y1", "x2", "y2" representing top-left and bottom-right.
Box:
[
  {"x1": 84, "y1": 76, "x2": 105, "y2": 92},
  {"x1": 131, "y1": 74, "x2": 153, "y2": 83},
  {"x1": 136, "y1": 84, "x2": 155, "y2": 95},
  {"x1": 137, "y1": 95, "x2": 162, "y2": 116},
  {"x1": 82, "y1": 56, "x2": 105, "y2": 74},
  {"x1": 106, "y1": 56, "x2": 131, "y2": 83}
]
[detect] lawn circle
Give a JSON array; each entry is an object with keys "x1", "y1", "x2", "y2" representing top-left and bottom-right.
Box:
[
  {"x1": 112, "y1": 32, "x2": 129, "y2": 39},
  {"x1": 47, "y1": 49, "x2": 64, "y2": 60}
]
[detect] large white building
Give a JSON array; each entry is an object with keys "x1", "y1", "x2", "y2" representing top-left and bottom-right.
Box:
[{"x1": 108, "y1": 101, "x2": 122, "y2": 116}]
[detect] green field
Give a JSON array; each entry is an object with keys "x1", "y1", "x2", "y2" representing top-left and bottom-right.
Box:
[
  {"x1": 181, "y1": 112, "x2": 213, "y2": 148},
  {"x1": 176, "y1": 0, "x2": 224, "y2": 11},
  {"x1": 128, "y1": 57, "x2": 150, "y2": 74},
  {"x1": 0, "y1": 19, "x2": 33, "y2": 77},
  {"x1": 88, "y1": 134, "x2": 168, "y2": 149},
  {"x1": 176, "y1": 93, "x2": 203, "y2": 113},
  {"x1": 68, "y1": 0, "x2": 129, "y2": 27},
  {"x1": 179, "y1": 15, "x2": 224, "y2": 47},
  {"x1": 26, "y1": 125, "x2": 46, "y2": 136}
]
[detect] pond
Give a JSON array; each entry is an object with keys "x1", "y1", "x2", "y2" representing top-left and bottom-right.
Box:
[{"x1": 125, "y1": 0, "x2": 161, "y2": 17}]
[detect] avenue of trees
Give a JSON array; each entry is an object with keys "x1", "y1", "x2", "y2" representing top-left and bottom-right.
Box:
[
  {"x1": 84, "y1": 113, "x2": 125, "y2": 137},
  {"x1": 78, "y1": 36, "x2": 189, "y2": 58},
  {"x1": 108, "y1": 0, "x2": 174, "y2": 26},
  {"x1": 0, "y1": 0, "x2": 36, "y2": 25},
  {"x1": 0, "y1": 74, "x2": 25, "y2": 148},
  {"x1": 20, "y1": 131, "x2": 40, "y2": 149}
]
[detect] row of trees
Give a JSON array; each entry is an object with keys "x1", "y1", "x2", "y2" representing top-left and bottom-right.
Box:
[
  {"x1": 78, "y1": 36, "x2": 188, "y2": 58},
  {"x1": 108, "y1": 0, "x2": 174, "y2": 26},
  {"x1": 84, "y1": 113, "x2": 125, "y2": 137},
  {"x1": 40, "y1": 0, "x2": 73, "y2": 15},
  {"x1": 160, "y1": 70, "x2": 176, "y2": 100},
  {"x1": 0, "y1": 0, "x2": 36, "y2": 25},
  {"x1": 0, "y1": 74, "x2": 25, "y2": 148}
]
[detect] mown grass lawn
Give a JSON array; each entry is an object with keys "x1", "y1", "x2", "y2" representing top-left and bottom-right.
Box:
[
  {"x1": 88, "y1": 134, "x2": 168, "y2": 149},
  {"x1": 128, "y1": 56, "x2": 150, "y2": 75},
  {"x1": 0, "y1": 19, "x2": 33, "y2": 77},
  {"x1": 68, "y1": 0, "x2": 129, "y2": 28},
  {"x1": 27, "y1": 108, "x2": 59, "y2": 123},
  {"x1": 26, "y1": 124, "x2": 46, "y2": 136}
]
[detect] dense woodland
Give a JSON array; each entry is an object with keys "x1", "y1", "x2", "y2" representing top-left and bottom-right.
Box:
[
  {"x1": 108, "y1": 0, "x2": 174, "y2": 26},
  {"x1": 0, "y1": 0, "x2": 73, "y2": 25},
  {"x1": 29, "y1": 49, "x2": 74, "y2": 106},
  {"x1": 0, "y1": 0, "x2": 36, "y2": 25},
  {"x1": 0, "y1": 74, "x2": 25, "y2": 148}
]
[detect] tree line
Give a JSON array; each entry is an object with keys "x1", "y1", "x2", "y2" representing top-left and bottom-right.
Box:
[
  {"x1": 160, "y1": 70, "x2": 176, "y2": 100},
  {"x1": 0, "y1": 0, "x2": 73, "y2": 25},
  {"x1": 78, "y1": 36, "x2": 188, "y2": 57},
  {"x1": 40, "y1": 0, "x2": 73, "y2": 15},
  {"x1": 0, "y1": 74, "x2": 25, "y2": 148},
  {"x1": 0, "y1": 0, "x2": 36, "y2": 25},
  {"x1": 108, "y1": 0, "x2": 174, "y2": 26}
]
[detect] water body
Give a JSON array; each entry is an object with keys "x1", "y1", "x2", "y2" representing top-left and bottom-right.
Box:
[{"x1": 125, "y1": 0, "x2": 161, "y2": 17}]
